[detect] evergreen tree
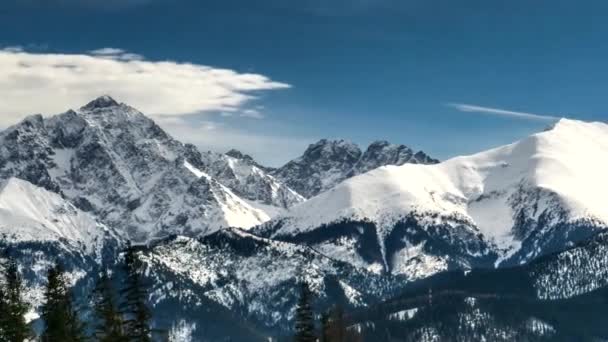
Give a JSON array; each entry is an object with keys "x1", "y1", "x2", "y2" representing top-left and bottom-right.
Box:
[
  {"x1": 92, "y1": 268, "x2": 125, "y2": 342},
  {"x1": 320, "y1": 305, "x2": 364, "y2": 342},
  {"x1": 320, "y1": 311, "x2": 331, "y2": 342},
  {"x1": 40, "y1": 262, "x2": 85, "y2": 342},
  {"x1": 0, "y1": 277, "x2": 7, "y2": 341},
  {"x1": 0, "y1": 256, "x2": 29, "y2": 342},
  {"x1": 328, "y1": 305, "x2": 346, "y2": 342},
  {"x1": 120, "y1": 243, "x2": 152, "y2": 342},
  {"x1": 294, "y1": 282, "x2": 315, "y2": 342}
]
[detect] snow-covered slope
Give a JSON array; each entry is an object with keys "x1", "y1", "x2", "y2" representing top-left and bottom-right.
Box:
[
  {"x1": 0, "y1": 177, "x2": 120, "y2": 255},
  {"x1": 273, "y1": 139, "x2": 437, "y2": 198},
  {"x1": 138, "y1": 228, "x2": 408, "y2": 334},
  {"x1": 261, "y1": 119, "x2": 608, "y2": 273},
  {"x1": 0, "y1": 177, "x2": 122, "y2": 316},
  {"x1": 0, "y1": 96, "x2": 280, "y2": 241},
  {"x1": 198, "y1": 149, "x2": 304, "y2": 209}
]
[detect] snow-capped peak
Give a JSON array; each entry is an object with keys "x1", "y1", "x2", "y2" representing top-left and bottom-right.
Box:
[
  {"x1": 273, "y1": 138, "x2": 437, "y2": 198},
  {"x1": 81, "y1": 95, "x2": 120, "y2": 110},
  {"x1": 225, "y1": 149, "x2": 256, "y2": 163},
  {"x1": 0, "y1": 96, "x2": 292, "y2": 242},
  {"x1": 269, "y1": 118, "x2": 608, "y2": 268}
]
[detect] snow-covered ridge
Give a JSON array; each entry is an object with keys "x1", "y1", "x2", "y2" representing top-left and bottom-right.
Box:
[
  {"x1": 0, "y1": 177, "x2": 120, "y2": 255},
  {"x1": 270, "y1": 118, "x2": 608, "y2": 266},
  {"x1": 139, "y1": 227, "x2": 408, "y2": 330},
  {"x1": 198, "y1": 150, "x2": 305, "y2": 209},
  {"x1": 0, "y1": 177, "x2": 124, "y2": 315},
  {"x1": 0, "y1": 96, "x2": 291, "y2": 242},
  {"x1": 183, "y1": 160, "x2": 271, "y2": 229},
  {"x1": 272, "y1": 138, "x2": 438, "y2": 198}
]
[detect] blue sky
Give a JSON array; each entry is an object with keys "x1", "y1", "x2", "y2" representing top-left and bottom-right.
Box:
[{"x1": 2, "y1": 0, "x2": 608, "y2": 165}]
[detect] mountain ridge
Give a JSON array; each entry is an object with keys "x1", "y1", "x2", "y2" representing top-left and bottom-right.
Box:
[
  {"x1": 259, "y1": 118, "x2": 608, "y2": 276},
  {"x1": 272, "y1": 138, "x2": 438, "y2": 198},
  {"x1": 2, "y1": 96, "x2": 607, "y2": 340}
]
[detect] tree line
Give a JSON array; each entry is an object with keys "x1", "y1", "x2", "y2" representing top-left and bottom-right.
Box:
[
  {"x1": 0, "y1": 243, "x2": 153, "y2": 342},
  {"x1": 293, "y1": 282, "x2": 363, "y2": 342}
]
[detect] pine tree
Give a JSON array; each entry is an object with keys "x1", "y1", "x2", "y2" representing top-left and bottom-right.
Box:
[
  {"x1": 328, "y1": 305, "x2": 346, "y2": 342},
  {"x1": 294, "y1": 282, "x2": 315, "y2": 342},
  {"x1": 120, "y1": 243, "x2": 152, "y2": 342},
  {"x1": 93, "y1": 268, "x2": 125, "y2": 342},
  {"x1": 41, "y1": 262, "x2": 85, "y2": 342},
  {"x1": 0, "y1": 278, "x2": 7, "y2": 341},
  {"x1": 320, "y1": 311, "x2": 331, "y2": 342},
  {"x1": 0, "y1": 256, "x2": 30, "y2": 342}
]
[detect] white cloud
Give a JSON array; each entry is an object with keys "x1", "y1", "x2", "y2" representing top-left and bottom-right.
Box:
[
  {"x1": 88, "y1": 47, "x2": 126, "y2": 55},
  {"x1": 88, "y1": 48, "x2": 144, "y2": 61},
  {"x1": 3, "y1": 46, "x2": 24, "y2": 53},
  {"x1": 0, "y1": 47, "x2": 290, "y2": 126},
  {"x1": 447, "y1": 103, "x2": 561, "y2": 121}
]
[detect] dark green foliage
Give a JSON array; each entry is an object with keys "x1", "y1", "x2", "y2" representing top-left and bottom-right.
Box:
[
  {"x1": 120, "y1": 243, "x2": 152, "y2": 342},
  {"x1": 294, "y1": 282, "x2": 315, "y2": 342},
  {"x1": 92, "y1": 268, "x2": 125, "y2": 342},
  {"x1": 41, "y1": 262, "x2": 85, "y2": 342},
  {"x1": 320, "y1": 305, "x2": 362, "y2": 342},
  {"x1": 0, "y1": 255, "x2": 30, "y2": 342},
  {"x1": 0, "y1": 285, "x2": 5, "y2": 340},
  {"x1": 320, "y1": 311, "x2": 330, "y2": 342}
]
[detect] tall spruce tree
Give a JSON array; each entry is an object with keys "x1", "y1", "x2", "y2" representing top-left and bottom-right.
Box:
[
  {"x1": 0, "y1": 285, "x2": 5, "y2": 341},
  {"x1": 41, "y1": 262, "x2": 85, "y2": 342},
  {"x1": 320, "y1": 311, "x2": 331, "y2": 342},
  {"x1": 328, "y1": 305, "x2": 346, "y2": 342},
  {"x1": 120, "y1": 243, "x2": 152, "y2": 342},
  {"x1": 0, "y1": 256, "x2": 29, "y2": 342},
  {"x1": 93, "y1": 268, "x2": 125, "y2": 342},
  {"x1": 294, "y1": 282, "x2": 315, "y2": 342}
]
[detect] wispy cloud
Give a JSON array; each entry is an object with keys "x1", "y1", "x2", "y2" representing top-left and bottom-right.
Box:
[
  {"x1": 88, "y1": 48, "x2": 144, "y2": 61},
  {"x1": 240, "y1": 109, "x2": 265, "y2": 119},
  {"x1": 447, "y1": 103, "x2": 561, "y2": 121},
  {"x1": 0, "y1": 47, "x2": 290, "y2": 126}
]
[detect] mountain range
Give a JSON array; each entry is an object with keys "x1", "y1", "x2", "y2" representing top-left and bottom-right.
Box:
[{"x1": 1, "y1": 96, "x2": 607, "y2": 340}]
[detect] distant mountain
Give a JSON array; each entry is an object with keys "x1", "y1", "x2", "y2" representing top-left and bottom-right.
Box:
[
  {"x1": 0, "y1": 97, "x2": 433, "y2": 338},
  {"x1": 257, "y1": 119, "x2": 608, "y2": 278},
  {"x1": 2, "y1": 96, "x2": 608, "y2": 340},
  {"x1": 272, "y1": 139, "x2": 438, "y2": 198},
  {"x1": 197, "y1": 149, "x2": 305, "y2": 210},
  {"x1": 0, "y1": 96, "x2": 284, "y2": 242}
]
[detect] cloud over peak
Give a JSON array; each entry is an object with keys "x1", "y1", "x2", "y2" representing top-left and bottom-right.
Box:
[{"x1": 0, "y1": 47, "x2": 290, "y2": 125}]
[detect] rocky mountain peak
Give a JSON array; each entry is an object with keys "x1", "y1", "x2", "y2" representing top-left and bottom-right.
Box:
[
  {"x1": 352, "y1": 141, "x2": 439, "y2": 175},
  {"x1": 413, "y1": 150, "x2": 439, "y2": 164},
  {"x1": 367, "y1": 140, "x2": 391, "y2": 148},
  {"x1": 0, "y1": 96, "x2": 290, "y2": 243},
  {"x1": 273, "y1": 138, "x2": 437, "y2": 198},
  {"x1": 21, "y1": 113, "x2": 45, "y2": 126},
  {"x1": 303, "y1": 139, "x2": 362, "y2": 160},
  {"x1": 225, "y1": 149, "x2": 255, "y2": 163},
  {"x1": 81, "y1": 95, "x2": 119, "y2": 111}
]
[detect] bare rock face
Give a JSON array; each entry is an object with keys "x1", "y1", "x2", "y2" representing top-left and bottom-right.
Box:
[
  {"x1": 273, "y1": 139, "x2": 437, "y2": 198},
  {"x1": 0, "y1": 96, "x2": 279, "y2": 242},
  {"x1": 198, "y1": 149, "x2": 305, "y2": 209}
]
